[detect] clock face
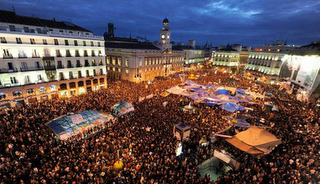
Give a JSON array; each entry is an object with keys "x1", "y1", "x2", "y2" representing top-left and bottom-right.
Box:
[
  {"x1": 167, "y1": 35, "x2": 170, "y2": 39},
  {"x1": 161, "y1": 34, "x2": 165, "y2": 39}
]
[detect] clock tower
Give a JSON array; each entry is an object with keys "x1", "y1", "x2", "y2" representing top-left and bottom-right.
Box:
[{"x1": 160, "y1": 18, "x2": 172, "y2": 52}]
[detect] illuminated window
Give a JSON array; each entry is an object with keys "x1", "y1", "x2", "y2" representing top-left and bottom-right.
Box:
[
  {"x1": 126, "y1": 69, "x2": 129, "y2": 74},
  {"x1": 118, "y1": 57, "x2": 121, "y2": 66},
  {"x1": 30, "y1": 38, "x2": 36, "y2": 44},
  {"x1": 145, "y1": 58, "x2": 147, "y2": 66},
  {"x1": 118, "y1": 68, "x2": 121, "y2": 72},
  {"x1": 277, "y1": 49, "x2": 280, "y2": 52},
  {"x1": 112, "y1": 57, "x2": 116, "y2": 65},
  {"x1": 107, "y1": 56, "x2": 110, "y2": 64},
  {"x1": 139, "y1": 59, "x2": 142, "y2": 67},
  {"x1": 126, "y1": 58, "x2": 129, "y2": 67}
]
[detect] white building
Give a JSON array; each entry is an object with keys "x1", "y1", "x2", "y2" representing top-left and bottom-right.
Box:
[
  {"x1": 105, "y1": 18, "x2": 184, "y2": 82},
  {"x1": 281, "y1": 41, "x2": 320, "y2": 101},
  {"x1": 245, "y1": 43, "x2": 297, "y2": 83},
  {"x1": 211, "y1": 46, "x2": 240, "y2": 68},
  {"x1": 172, "y1": 43, "x2": 205, "y2": 71},
  {"x1": 0, "y1": 10, "x2": 106, "y2": 107}
]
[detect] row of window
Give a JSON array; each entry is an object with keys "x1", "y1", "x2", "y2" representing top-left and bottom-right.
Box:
[
  {"x1": 214, "y1": 54, "x2": 239, "y2": 58},
  {"x1": 248, "y1": 59, "x2": 281, "y2": 68},
  {"x1": 0, "y1": 37, "x2": 102, "y2": 47},
  {"x1": 106, "y1": 56, "x2": 182, "y2": 67},
  {"x1": 0, "y1": 69, "x2": 104, "y2": 86},
  {"x1": 213, "y1": 58, "x2": 238, "y2": 62},
  {"x1": 2, "y1": 59, "x2": 103, "y2": 73},
  {"x1": 1, "y1": 48, "x2": 103, "y2": 58},
  {"x1": 58, "y1": 69, "x2": 104, "y2": 80},
  {"x1": 249, "y1": 55, "x2": 281, "y2": 60},
  {"x1": 4, "y1": 24, "x2": 91, "y2": 35}
]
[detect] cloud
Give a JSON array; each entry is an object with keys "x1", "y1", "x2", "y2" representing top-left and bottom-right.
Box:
[
  {"x1": 196, "y1": 1, "x2": 261, "y2": 18},
  {"x1": 0, "y1": 0, "x2": 320, "y2": 46}
]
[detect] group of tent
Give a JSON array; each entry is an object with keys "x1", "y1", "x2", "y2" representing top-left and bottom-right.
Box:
[{"x1": 166, "y1": 80, "x2": 266, "y2": 112}]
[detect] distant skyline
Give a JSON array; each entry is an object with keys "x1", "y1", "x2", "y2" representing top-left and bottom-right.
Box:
[{"x1": 1, "y1": 0, "x2": 320, "y2": 47}]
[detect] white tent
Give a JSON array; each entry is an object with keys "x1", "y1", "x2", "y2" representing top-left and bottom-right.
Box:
[{"x1": 227, "y1": 127, "x2": 281, "y2": 156}]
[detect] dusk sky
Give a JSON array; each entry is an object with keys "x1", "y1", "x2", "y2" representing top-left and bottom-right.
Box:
[{"x1": 1, "y1": 0, "x2": 320, "y2": 47}]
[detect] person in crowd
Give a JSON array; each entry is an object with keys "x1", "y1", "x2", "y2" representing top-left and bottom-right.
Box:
[{"x1": 0, "y1": 67, "x2": 319, "y2": 184}]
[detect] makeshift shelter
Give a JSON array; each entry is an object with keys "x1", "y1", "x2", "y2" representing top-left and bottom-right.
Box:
[
  {"x1": 236, "y1": 89, "x2": 246, "y2": 94},
  {"x1": 111, "y1": 102, "x2": 134, "y2": 116},
  {"x1": 226, "y1": 116, "x2": 250, "y2": 128},
  {"x1": 167, "y1": 86, "x2": 185, "y2": 95},
  {"x1": 214, "y1": 88, "x2": 230, "y2": 95},
  {"x1": 227, "y1": 127, "x2": 281, "y2": 156},
  {"x1": 46, "y1": 110, "x2": 114, "y2": 140},
  {"x1": 174, "y1": 123, "x2": 191, "y2": 141},
  {"x1": 220, "y1": 102, "x2": 245, "y2": 112},
  {"x1": 202, "y1": 99, "x2": 218, "y2": 107},
  {"x1": 225, "y1": 87, "x2": 237, "y2": 95}
]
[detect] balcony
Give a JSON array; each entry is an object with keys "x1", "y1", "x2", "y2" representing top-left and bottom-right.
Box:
[
  {"x1": 92, "y1": 63, "x2": 97, "y2": 66},
  {"x1": 56, "y1": 54, "x2": 62, "y2": 57},
  {"x1": 18, "y1": 54, "x2": 27, "y2": 59},
  {"x1": 84, "y1": 54, "x2": 88, "y2": 57},
  {"x1": 0, "y1": 68, "x2": 19, "y2": 73},
  {"x1": 32, "y1": 55, "x2": 40, "y2": 58},
  {"x1": 67, "y1": 64, "x2": 74, "y2": 68},
  {"x1": 44, "y1": 66, "x2": 56, "y2": 70},
  {"x1": 57, "y1": 65, "x2": 65, "y2": 69},
  {"x1": 43, "y1": 55, "x2": 54, "y2": 60},
  {"x1": 66, "y1": 54, "x2": 72, "y2": 57},
  {"x1": 99, "y1": 63, "x2": 104, "y2": 66},
  {"x1": 84, "y1": 63, "x2": 90, "y2": 67},
  {"x1": 76, "y1": 64, "x2": 82, "y2": 67},
  {"x1": 20, "y1": 67, "x2": 44, "y2": 72},
  {"x1": 3, "y1": 55, "x2": 13, "y2": 59},
  {"x1": 75, "y1": 54, "x2": 80, "y2": 57}
]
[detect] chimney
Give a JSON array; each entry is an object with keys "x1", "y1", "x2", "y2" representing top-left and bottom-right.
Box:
[{"x1": 52, "y1": 18, "x2": 56, "y2": 21}]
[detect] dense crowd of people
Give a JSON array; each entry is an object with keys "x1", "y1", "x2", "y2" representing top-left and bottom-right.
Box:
[{"x1": 0, "y1": 68, "x2": 319, "y2": 183}]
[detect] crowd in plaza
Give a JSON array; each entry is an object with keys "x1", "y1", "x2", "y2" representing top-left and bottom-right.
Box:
[{"x1": 0, "y1": 68, "x2": 320, "y2": 184}]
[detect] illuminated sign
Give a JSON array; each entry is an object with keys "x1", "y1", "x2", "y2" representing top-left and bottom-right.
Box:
[{"x1": 50, "y1": 85, "x2": 57, "y2": 91}]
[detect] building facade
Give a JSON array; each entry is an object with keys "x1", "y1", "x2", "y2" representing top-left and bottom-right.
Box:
[
  {"x1": 245, "y1": 43, "x2": 296, "y2": 83},
  {"x1": 105, "y1": 18, "x2": 183, "y2": 82},
  {"x1": 0, "y1": 10, "x2": 106, "y2": 107},
  {"x1": 211, "y1": 47, "x2": 240, "y2": 68},
  {"x1": 280, "y1": 41, "x2": 320, "y2": 100}
]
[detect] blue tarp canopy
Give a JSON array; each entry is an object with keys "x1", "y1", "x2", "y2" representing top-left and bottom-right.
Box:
[
  {"x1": 220, "y1": 102, "x2": 245, "y2": 112},
  {"x1": 230, "y1": 96, "x2": 249, "y2": 103},
  {"x1": 214, "y1": 88, "x2": 230, "y2": 95},
  {"x1": 47, "y1": 110, "x2": 107, "y2": 140},
  {"x1": 111, "y1": 102, "x2": 134, "y2": 116},
  {"x1": 236, "y1": 89, "x2": 246, "y2": 94},
  {"x1": 185, "y1": 80, "x2": 205, "y2": 87},
  {"x1": 226, "y1": 116, "x2": 250, "y2": 127},
  {"x1": 202, "y1": 99, "x2": 218, "y2": 106}
]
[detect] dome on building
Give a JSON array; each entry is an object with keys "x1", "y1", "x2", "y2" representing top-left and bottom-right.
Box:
[{"x1": 163, "y1": 18, "x2": 169, "y2": 24}]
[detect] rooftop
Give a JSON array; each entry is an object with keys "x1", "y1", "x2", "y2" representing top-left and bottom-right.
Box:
[
  {"x1": 0, "y1": 10, "x2": 91, "y2": 32},
  {"x1": 105, "y1": 40, "x2": 161, "y2": 50}
]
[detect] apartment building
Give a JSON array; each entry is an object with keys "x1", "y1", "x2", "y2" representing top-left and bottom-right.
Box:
[{"x1": 0, "y1": 10, "x2": 106, "y2": 107}]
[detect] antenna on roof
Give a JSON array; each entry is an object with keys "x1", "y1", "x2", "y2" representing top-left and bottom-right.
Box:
[{"x1": 12, "y1": 6, "x2": 16, "y2": 13}]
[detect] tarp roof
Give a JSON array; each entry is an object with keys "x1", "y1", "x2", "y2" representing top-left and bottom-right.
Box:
[
  {"x1": 226, "y1": 116, "x2": 250, "y2": 128},
  {"x1": 111, "y1": 102, "x2": 134, "y2": 116},
  {"x1": 227, "y1": 127, "x2": 281, "y2": 156},
  {"x1": 215, "y1": 88, "x2": 230, "y2": 95},
  {"x1": 46, "y1": 111, "x2": 113, "y2": 140},
  {"x1": 220, "y1": 102, "x2": 245, "y2": 112}
]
